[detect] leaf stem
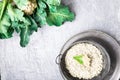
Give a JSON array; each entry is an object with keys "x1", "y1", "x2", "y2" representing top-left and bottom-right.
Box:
[{"x1": 0, "y1": 0, "x2": 8, "y2": 20}]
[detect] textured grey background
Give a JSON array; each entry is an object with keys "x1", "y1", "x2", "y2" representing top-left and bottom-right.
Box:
[{"x1": 0, "y1": 0, "x2": 120, "y2": 80}]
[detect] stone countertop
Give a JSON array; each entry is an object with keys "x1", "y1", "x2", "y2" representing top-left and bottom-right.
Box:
[{"x1": 0, "y1": 0, "x2": 120, "y2": 80}]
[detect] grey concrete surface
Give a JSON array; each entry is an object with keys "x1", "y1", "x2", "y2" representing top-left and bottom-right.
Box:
[{"x1": 0, "y1": 0, "x2": 120, "y2": 80}]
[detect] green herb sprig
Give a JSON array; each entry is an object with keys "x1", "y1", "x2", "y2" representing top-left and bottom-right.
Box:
[{"x1": 73, "y1": 55, "x2": 84, "y2": 64}]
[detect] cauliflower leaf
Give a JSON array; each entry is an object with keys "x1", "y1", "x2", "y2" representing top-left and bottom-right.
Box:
[
  {"x1": 0, "y1": 0, "x2": 75, "y2": 47},
  {"x1": 0, "y1": 11, "x2": 14, "y2": 39},
  {"x1": 43, "y1": 0, "x2": 61, "y2": 6},
  {"x1": 7, "y1": 4, "x2": 30, "y2": 33},
  {"x1": 20, "y1": 16, "x2": 37, "y2": 47},
  {"x1": 7, "y1": 4, "x2": 38, "y2": 47},
  {"x1": 0, "y1": 1, "x2": 14, "y2": 39},
  {"x1": 46, "y1": 5, "x2": 75, "y2": 26},
  {"x1": 33, "y1": 0, "x2": 47, "y2": 26},
  {"x1": 7, "y1": 4, "x2": 26, "y2": 22},
  {"x1": 13, "y1": 0, "x2": 28, "y2": 10},
  {"x1": 0, "y1": 0, "x2": 8, "y2": 20}
]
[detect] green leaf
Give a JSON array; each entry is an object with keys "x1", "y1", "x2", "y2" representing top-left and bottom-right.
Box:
[
  {"x1": 0, "y1": 2, "x2": 2, "y2": 11},
  {"x1": 7, "y1": 4, "x2": 30, "y2": 33},
  {"x1": 0, "y1": 1, "x2": 14, "y2": 39},
  {"x1": 42, "y1": 0, "x2": 61, "y2": 6},
  {"x1": 73, "y1": 55, "x2": 84, "y2": 64},
  {"x1": 11, "y1": 21, "x2": 29, "y2": 33},
  {"x1": 27, "y1": 16, "x2": 38, "y2": 32},
  {"x1": 7, "y1": 4, "x2": 38, "y2": 47},
  {"x1": 46, "y1": 5, "x2": 75, "y2": 26},
  {"x1": 13, "y1": 0, "x2": 28, "y2": 9},
  {"x1": 0, "y1": 12, "x2": 14, "y2": 39},
  {"x1": 20, "y1": 16, "x2": 38, "y2": 47},
  {"x1": 33, "y1": 0, "x2": 47, "y2": 26},
  {"x1": 0, "y1": 0, "x2": 75, "y2": 47},
  {"x1": 11, "y1": 21, "x2": 21, "y2": 33},
  {"x1": 7, "y1": 4, "x2": 25, "y2": 22},
  {"x1": 0, "y1": 0, "x2": 8, "y2": 20}
]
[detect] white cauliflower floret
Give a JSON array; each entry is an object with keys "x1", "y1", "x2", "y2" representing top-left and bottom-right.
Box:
[
  {"x1": 13, "y1": 0, "x2": 37, "y2": 15},
  {"x1": 22, "y1": 0, "x2": 37, "y2": 15}
]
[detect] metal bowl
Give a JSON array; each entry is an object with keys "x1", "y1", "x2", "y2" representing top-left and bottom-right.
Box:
[
  {"x1": 56, "y1": 40, "x2": 110, "y2": 80},
  {"x1": 56, "y1": 30, "x2": 120, "y2": 80}
]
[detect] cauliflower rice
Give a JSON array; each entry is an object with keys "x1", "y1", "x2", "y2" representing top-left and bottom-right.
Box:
[{"x1": 65, "y1": 42, "x2": 103, "y2": 79}]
